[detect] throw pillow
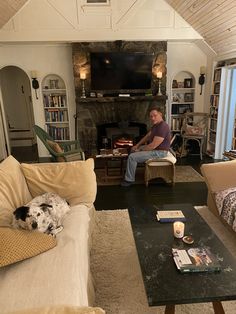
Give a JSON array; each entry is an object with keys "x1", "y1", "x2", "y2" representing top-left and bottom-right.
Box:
[
  {"x1": 8, "y1": 305, "x2": 105, "y2": 314},
  {"x1": 0, "y1": 155, "x2": 32, "y2": 227},
  {"x1": 46, "y1": 139, "x2": 65, "y2": 162},
  {"x1": 214, "y1": 187, "x2": 236, "y2": 232},
  {"x1": 185, "y1": 124, "x2": 204, "y2": 136},
  {"x1": 21, "y1": 158, "x2": 96, "y2": 207},
  {"x1": 0, "y1": 227, "x2": 57, "y2": 267}
]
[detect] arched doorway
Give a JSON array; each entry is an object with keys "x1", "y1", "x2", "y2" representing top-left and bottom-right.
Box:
[{"x1": 0, "y1": 66, "x2": 38, "y2": 162}]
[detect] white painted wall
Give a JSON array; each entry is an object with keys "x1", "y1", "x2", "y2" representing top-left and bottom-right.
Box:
[
  {"x1": 0, "y1": 44, "x2": 76, "y2": 157},
  {"x1": 167, "y1": 42, "x2": 208, "y2": 124}
]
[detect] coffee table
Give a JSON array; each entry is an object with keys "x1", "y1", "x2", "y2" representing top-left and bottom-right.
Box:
[{"x1": 128, "y1": 203, "x2": 236, "y2": 314}]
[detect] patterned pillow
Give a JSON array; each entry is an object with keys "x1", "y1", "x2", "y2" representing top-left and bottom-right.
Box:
[
  {"x1": 214, "y1": 187, "x2": 236, "y2": 232},
  {"x1": 0, "y1": 227, "x2": 57, "y2": 267},
  {"x1": 185, "y1": 124, "x2": 204, "y2": 136}
]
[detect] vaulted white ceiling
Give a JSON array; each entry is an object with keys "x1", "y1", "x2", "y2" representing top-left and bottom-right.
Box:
[
  {"x1": 0, "y1": 0, "x2": 235, "y2": 57},
  {"x1": 165, "y1": 0, "x2": 236, "y2": 57},
  {"x1": 0, "y1": 0, "x2": 28, "y2": 28}
]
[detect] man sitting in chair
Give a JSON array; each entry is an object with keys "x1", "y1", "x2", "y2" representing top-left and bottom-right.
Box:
[{"x1": 121, "y1": 107, "x2": 171, "y2": 187}]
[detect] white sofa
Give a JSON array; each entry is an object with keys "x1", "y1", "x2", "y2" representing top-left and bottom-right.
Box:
[{"x1": 0, "y1": 156, "x2": 104, "y2": 314}]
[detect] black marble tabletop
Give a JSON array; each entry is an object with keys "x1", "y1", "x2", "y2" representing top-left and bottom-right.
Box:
[{"x1": 128, "y1": 203, "x2": 236, "y2": 306}]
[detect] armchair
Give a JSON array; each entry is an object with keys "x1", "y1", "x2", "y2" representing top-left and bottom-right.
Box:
[
  {"x1": 180, "y1": 112, "x2": 209, "y2": 160},
  {"x1": 33, "y1": 125, "x2": 85, "y2": 162}
]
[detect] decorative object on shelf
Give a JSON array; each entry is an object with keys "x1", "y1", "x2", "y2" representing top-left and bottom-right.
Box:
[
  {"x1": 156, "y1": 71, "x2": 162, "y2": 96},
  {"x1": 198, "y1": 66, "x2": 206, "y2": 95},
  {"x1": 184, "y1": 78, "x2": 193, "y2": 88},
  {"x1": 80, "y1": 72, "x2": 86, "y2": 98},
  {"x1": 177, "y1": 82, "x2": 184, "y2": 88},
  {"x1": 172, "y1": 80, "x2": 178, "y2": 88},
  {"x1": 49, "y1": 79, "x2": 59, "y2": 89},
  {"x1": 184, "y1": 93, "x2": 194, "y2": 102},
  {"x1": 30, "y1": 70, "x2": 39, "y2": 99}
]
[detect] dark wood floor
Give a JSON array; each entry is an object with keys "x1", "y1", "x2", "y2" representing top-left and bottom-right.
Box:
[{"x1": 95, "y1": 155, "x2": 215, "y2": 210}]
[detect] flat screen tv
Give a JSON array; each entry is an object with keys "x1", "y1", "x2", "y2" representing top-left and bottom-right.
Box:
[{"x1": 90, "y1": 52, "x2": 154, "y2": 95}]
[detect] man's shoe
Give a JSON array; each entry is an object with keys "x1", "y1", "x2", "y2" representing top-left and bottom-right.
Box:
[{"x1": 120, "y1": 180, "x2": 134, "y2": 187}]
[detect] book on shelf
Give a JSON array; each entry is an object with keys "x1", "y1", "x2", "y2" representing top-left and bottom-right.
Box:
[
  {"x1": 156, "y1": 210, "x2": 186, "y2": 222},
  {"x1": 172, "y1": 247, "x2": 221, "y2": 273}
]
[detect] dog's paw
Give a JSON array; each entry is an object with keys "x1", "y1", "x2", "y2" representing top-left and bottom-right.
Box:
[{"x1": 50, "y1": 225, "x2": 63, "y2": 236}]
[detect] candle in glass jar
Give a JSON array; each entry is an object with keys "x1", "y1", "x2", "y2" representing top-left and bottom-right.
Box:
[{"x1": 173, "y1": 221, "x2": 185, "y2": 238}]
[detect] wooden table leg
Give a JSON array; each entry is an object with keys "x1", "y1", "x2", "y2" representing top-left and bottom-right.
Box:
[
  {"x1": 212, "y1": 301, "x2": 225, "y2": 314},
  {"x1": 165, "y1": 304, "x2": 175, "y2": 314}
]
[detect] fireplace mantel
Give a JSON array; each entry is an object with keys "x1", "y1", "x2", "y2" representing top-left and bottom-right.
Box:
[{"x1": 77, "y1": 95, "x2": 167, "y2": 103}]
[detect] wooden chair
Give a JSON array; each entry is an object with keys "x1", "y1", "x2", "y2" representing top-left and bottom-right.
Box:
[
  {"x1": 180, "y1": 112, "x2": 209, "y2": 160},
  {"x1": 34, "y1": 125, "x2": 85, "y2": 162}
]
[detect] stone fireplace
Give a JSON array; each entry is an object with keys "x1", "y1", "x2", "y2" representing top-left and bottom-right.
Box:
[{"x1": 72, "y1": 41, "x2": 167, "y2": 156}]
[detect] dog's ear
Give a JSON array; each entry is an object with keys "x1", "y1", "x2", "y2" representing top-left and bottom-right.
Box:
[
  {"x1": 13, "y1": 206, "x2": 29, "y2": 221},
  {"x1": 40, "y1": 203, "x2": 53, "y2": 211}
]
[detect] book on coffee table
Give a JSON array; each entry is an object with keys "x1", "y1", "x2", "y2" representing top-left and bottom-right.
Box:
[
  {"x1": 172, "y1": 247, "x2": 221, "y2": 273},
  {"x1": 156, "y1": 210, "x2": 186, "y2": 222}
]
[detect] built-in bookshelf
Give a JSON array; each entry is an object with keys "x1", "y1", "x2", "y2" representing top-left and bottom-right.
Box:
[
  {"x1": 42, "y1": 74, "x2": 70, "y2": 141},
  {"x1": 170, "y1": 72, "x2": 195, "y2": 133},
  {"x1": 207, "y1": 67, "x2": 221, "y2": 157}
]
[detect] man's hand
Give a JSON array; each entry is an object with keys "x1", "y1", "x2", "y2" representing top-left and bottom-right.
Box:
[{"x1": 131, "y1": 144, "x2": 139, "y2": 152}]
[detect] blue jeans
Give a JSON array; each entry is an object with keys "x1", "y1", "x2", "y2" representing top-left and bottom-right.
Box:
[{"x1": 125, "y1": 147, "x2": 168, "y2": 182}]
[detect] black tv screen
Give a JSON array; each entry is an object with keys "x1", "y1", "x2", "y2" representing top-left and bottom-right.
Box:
[{"x1": 90, "y1": 52, "x2": 154, "y2": 93}]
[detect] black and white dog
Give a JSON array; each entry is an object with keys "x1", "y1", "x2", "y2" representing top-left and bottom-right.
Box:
[{"x1": 12, "y1": 192, "x2": 70, "y2": 236}]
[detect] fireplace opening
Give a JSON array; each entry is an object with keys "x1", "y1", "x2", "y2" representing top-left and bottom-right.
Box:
[{"x1": 97, "y1": 122, "x2": 147, "y2": 150}]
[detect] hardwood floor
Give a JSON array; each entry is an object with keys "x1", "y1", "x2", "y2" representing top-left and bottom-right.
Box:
[{"x1": 95, "y1": 155, "x2": 215, "y2": 210}]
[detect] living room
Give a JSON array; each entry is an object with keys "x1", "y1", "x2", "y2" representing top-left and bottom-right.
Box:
[{"x1": 0, "y1": 1, "x2": 236, "y2": 314}]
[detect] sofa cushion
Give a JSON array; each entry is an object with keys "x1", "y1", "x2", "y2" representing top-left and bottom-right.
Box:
[
  {"x1": 0, "y1": 156, "x2": 32, "y2": 227},
  {"x1": 214, "y1": 187, "x2": 236, "y2": 232},
  {"x1": 8, "y1": 305, "x2": 105, "y2": 314},
  {"x1": 21, "y1": 158, "x2": 96, "y2": 207},
  {"x1": 0, "y1": 227, "x2": 57, "y2": 267}
]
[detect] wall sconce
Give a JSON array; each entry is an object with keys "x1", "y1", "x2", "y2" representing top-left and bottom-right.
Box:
[
  {"x1": 199, "y1": 66, "x2": 206, "y2": 95},
  {"x1": 30, "y1": 70, "x2": 39, "y2": 99},
  {"x1": 156, "y1": 71, "x2": 162, "y2": 96},
  {"x1": 80, "y1": 72, "x2": 86, "y2": 98}
]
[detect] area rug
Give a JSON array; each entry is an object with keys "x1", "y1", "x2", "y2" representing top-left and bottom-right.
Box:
[
  {"x1": 95, "y1": 165, "x2": 204, "y2": 186},
  {"x1": 91, "y1": 208, "x2": 236, "y2": 314}
]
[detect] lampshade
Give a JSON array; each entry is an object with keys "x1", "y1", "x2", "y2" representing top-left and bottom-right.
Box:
[
  {"x1": 200, "y1": 66, "x2": 206, "y2": 75},
  {"x1": 156, "y1": 71, "x2": 162, "y2": 79},
  {"x1": 80, "y1": 73, "x2": 86, "y2": 80},
  {"x1": 30, "y1": 70, "x2": 39, "y2": 78}
]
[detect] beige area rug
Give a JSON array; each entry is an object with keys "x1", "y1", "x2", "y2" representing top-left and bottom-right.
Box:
[
  {"x1": 95, "y1": 165, "x2": 204, "y2": 186},
  {"x1": 91, "y1": 208, "x2": 236, "y2": 314}
]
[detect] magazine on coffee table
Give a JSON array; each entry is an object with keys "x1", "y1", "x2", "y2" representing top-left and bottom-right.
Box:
[
  {"x1": 172, "y1": 247, "x2": 221, "y2": 273},
  {"x1": 156, "y1": 210, "x2": 186, "y2": 222}
]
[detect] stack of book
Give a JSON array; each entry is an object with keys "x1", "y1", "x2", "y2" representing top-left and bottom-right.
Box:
[
  {"x1": 223, "y1": 150, "x2": 236, "y2": 160},
  {"x1": 156, "y1": 210, "x2": 186, "y2": 222}
]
